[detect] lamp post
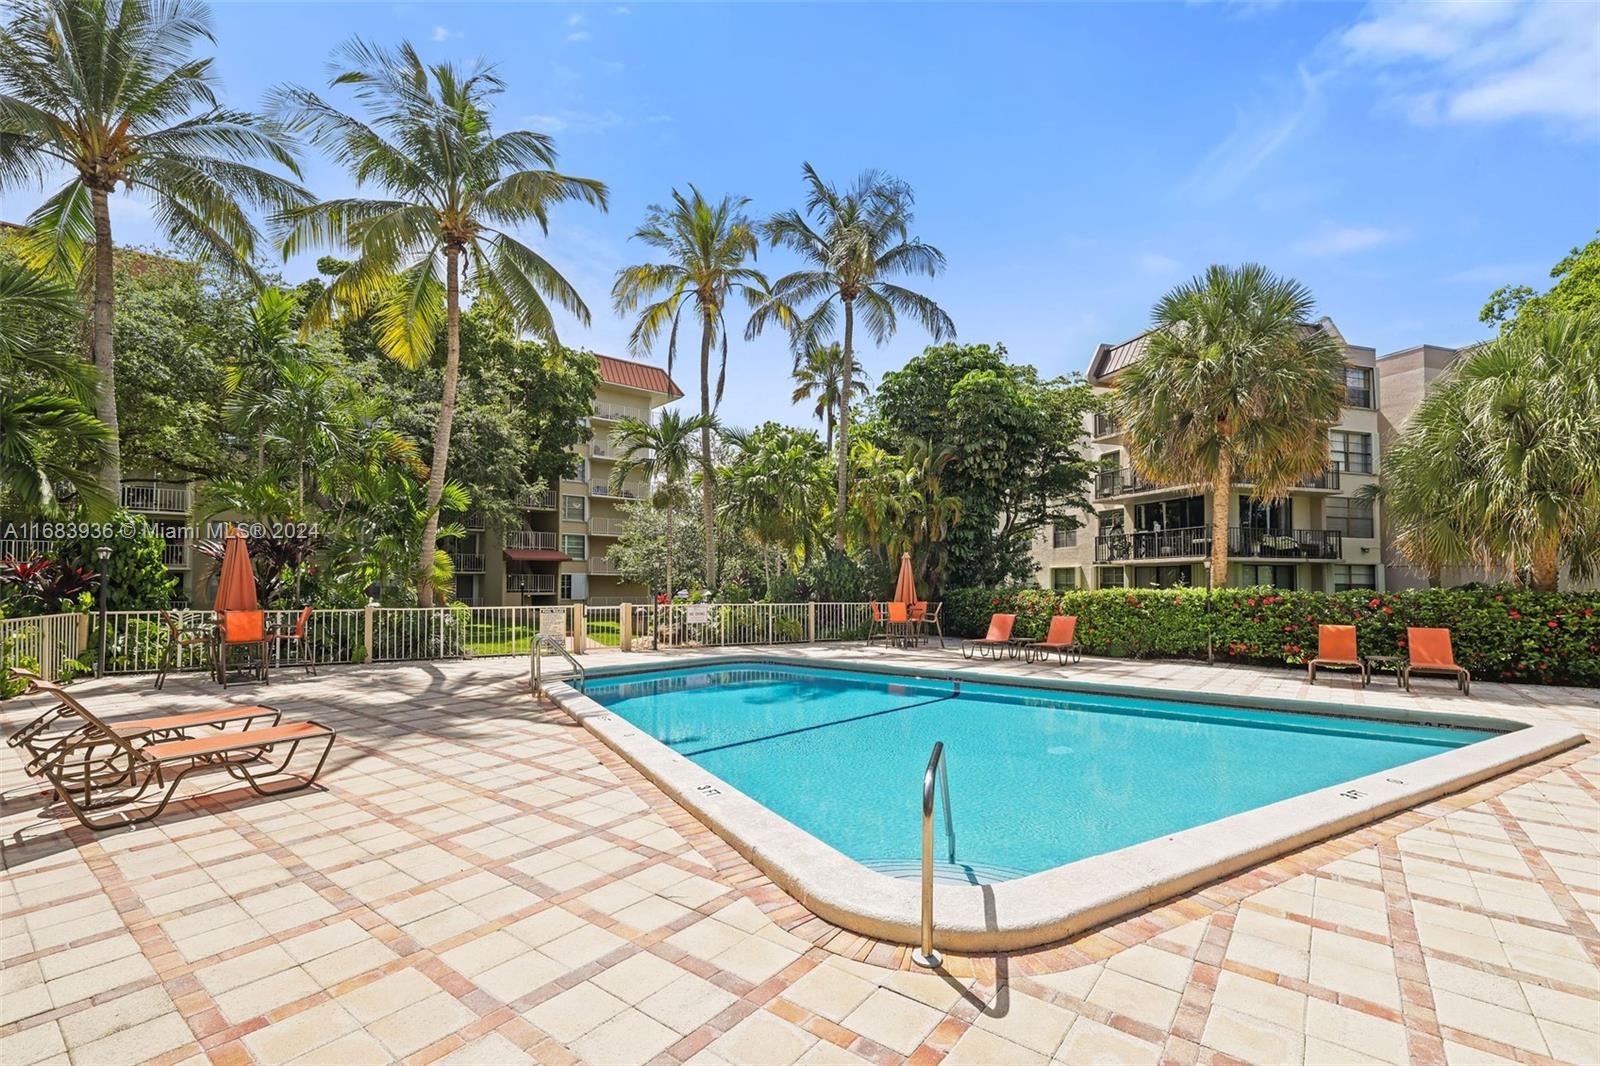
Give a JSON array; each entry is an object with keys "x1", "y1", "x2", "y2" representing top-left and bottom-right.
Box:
[
  {"x1": 95, "y1": 545, "x2": 112, "y2": 677},
  {"x1": 1203, "y1": 558, "x2": 1214, "y2": 666}
]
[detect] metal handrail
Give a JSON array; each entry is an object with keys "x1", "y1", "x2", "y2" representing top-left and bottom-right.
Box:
[
  {"x1": 529, "y1": 633, "x2": 585, "y2": 696},
  {"x1": 913, "y1": 741, "x2": 954, "y2": 968}
]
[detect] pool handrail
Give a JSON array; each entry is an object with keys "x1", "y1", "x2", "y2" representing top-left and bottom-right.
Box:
[
  {"x1": 914, "y1": 740, "x2": 955, "y2": 968},
  {"x1": 530, "y1": 633, "x2": 585, "y2": 695}
]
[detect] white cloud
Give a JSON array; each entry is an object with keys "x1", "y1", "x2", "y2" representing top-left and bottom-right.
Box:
[
  {"x1": 1292, "y1": 224, "x2": 1403, "y2": 257},
  {"x1": 1135, "y1": 251, "x2": 1182, "y2": 275},
  {"x1": 431, "y1": 25, "x2": 449, "y2": 42},
  {"x1": 1340, "y1": 1, "x2": 1599, "y2": 136},
  {"x1": 566, "y1": 30, "x2": 591, "y2": 43},
  {"x1": 522, "y1": 110, "x2": 623, "y2": 134},
  {"x1": 567, "y1": 13, "x2": 584, "y2": 26},
  {"x1": 1180, "y1": 65, "x2": 1325, "y2": 202},
  {"x1": 613, "y1": 5, "x2": 632, "y2": 14}
]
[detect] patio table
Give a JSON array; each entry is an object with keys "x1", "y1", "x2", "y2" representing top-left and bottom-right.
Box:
[
  {"x1": 1364, "y1": 654, "x2": 1406, "y2": 688},
  {"x1": 1005, "y1": 638, "x2": 1038, "y2": 660}
]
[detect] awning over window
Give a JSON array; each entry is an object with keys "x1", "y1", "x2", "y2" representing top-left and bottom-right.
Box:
[{"x1": 503, "y1": 549, "x2": 570, "y2": 562}]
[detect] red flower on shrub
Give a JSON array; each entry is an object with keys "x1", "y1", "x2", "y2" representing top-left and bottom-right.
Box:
[
  {"x1": 1548, "y1": 620, "x2": 1559, "y2": 629},
  {"x1": 1509, "y1": 610, "x2": 1520, "y2": 619},
  {"x1": 1382, "y1": 606, "x2": 1393, "y2": 615},
  {"x1": 1246, "y1": 597, "x2": 1257, "y2": 607},
  {"x1": 1369, "y1": 598, "x2": 1381, "y2": 608},
  {"x1": 1495, "y1": 594, "x2": 1504, "y2": 601}
]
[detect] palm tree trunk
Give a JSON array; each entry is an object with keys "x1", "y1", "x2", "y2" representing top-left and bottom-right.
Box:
[
  {"x1": 1530, "y1": 536, "x2": 1560, "y2": 592},
  {"x1": 664, "y1": 496, "x2": 674, "y2": 600},
  {"x1": 1211, "y1": 463, "x2": 1232, "y2": 587},
  {"x1": 698, "y1": 320, "x2": 717, "y2": 590},
  {"x1": 415, "y1": 245, "x2": 462, "y2": 607},
  {"x1": 90, "y1": 188, "x2": 122, "y2": 493},
  {"x1": 835, "y1": 298, "x2": 854, "y2": 552}
]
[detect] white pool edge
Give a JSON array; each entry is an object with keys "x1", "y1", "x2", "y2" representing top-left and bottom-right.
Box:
[{"x1": 548, "y1": 653, "x2": 1587, "y2": 953}]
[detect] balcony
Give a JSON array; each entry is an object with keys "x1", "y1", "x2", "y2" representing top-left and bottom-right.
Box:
[
  {"x1": 592, "y1": 401, "x2": 649, "y2": 423},
  {"x1": 589, "y1": 517, "x2": 627, "y2": 537},
  {"x1": 1237, "y1": 466, "x2": 1342, "y2": 493},
  {"x1": 1093, "y1": 526, "x2": 1344, "y2": 564},
  {"x1": 0, "y1": 539, "x2": 54, "y2": 561},
  {"x1": 1093, "y1": 413, "x2": 1122, "y2": 439},
  {"x1": 449, "y1": 552, "x2": 485, "y2": 573},
  {"x1": 520, "y1": 485, "x2": 556, "y2": 510},
  {"x1": 504, "y1": 573, "x2": 556, "y2": 595},
  {"x1": 161, "y1": 540, "x2": 188, "y2": 568},
  {"x1": 589, "y1": 438, "x2": 618, "y2": 460},
  {"x1": 590, "y1": 482, "x2": 640, "y2": 500},
  {"x1": 121, "y1": 481, "x2": 190, "y2": 514},
  {"x1": 1093, "y1": 467, "x2": 1165, "y2": 500},
  {"x1": 588, "y1": 555, "x2": 621, "y2": 576},
  {"x1": 503, "y1": 530, "x2": 557, "y2": 552}
]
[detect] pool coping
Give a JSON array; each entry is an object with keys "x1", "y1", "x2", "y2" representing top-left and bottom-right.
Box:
[{"x1": 546, "y1": 652, "x2": 1587, "y2": 953}]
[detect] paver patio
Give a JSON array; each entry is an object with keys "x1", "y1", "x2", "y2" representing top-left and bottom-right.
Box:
[{"x1": 2, "y1": 645, "x2": 1597, "y2": 1065}]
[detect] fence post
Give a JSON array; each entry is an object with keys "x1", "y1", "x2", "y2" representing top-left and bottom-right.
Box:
[
  {"x1": 807, "y1": 601, "x2": 816, "y2": 643},
  {"x1": 363, "y1": 601, "x2": 375, "y2": 662},
  {"x1": 620, "y1": 603, "x2": 633, "y2": 652},
  {"x1": 573, "y1": 603, "x2": 586, "y2": 654},
  {"x1": 76, "y1": 612, "x2": 90, "y2": 659}
]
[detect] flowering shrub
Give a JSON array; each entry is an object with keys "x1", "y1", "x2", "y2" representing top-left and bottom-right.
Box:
[{"x1": 942, "y1": 584, "x2": 1600, "y2": 687}]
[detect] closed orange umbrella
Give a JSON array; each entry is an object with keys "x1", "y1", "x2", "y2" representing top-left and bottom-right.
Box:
[
  {"x1": 213, "y1": 527, "x2": 259, "y2": 613},
  {"x1": 892, "y1": 551, "x2": 917, "y2": 606}
]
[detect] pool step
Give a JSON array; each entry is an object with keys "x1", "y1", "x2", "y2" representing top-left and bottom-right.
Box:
[{"x1": 858, "y1": 858, "x2": 1031, "y2": 886}]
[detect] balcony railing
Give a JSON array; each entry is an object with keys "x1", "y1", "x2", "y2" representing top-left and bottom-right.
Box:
[
  {"x1": 1093, "y1": 526, "x2": 1344, "y2": 563},
  {"x1": 588, "y1": 555, "x2": 621, "y2": 576},
  {"x1": 1093, "y1": 413, "x2": 1122, "y2": 439},
  {"x1": 0, "y1": 539, "x2": 54, "y2": 561},
  {"x1": 121, "y1": 481, "x2": 190, "y2": 514},
  {"x1": 1093, "y1": 467, "x2": 1163, "y2": 500},
  {"x1": 589, "y1": 439, "x2": 618, "y2": 460},
  {"x1": 160, "y1": 541, "x2": 187, "y2": 568},
  {"x1": 449, "y1": 552, "x2": 486, "y2": 573},
  {"x1": 520, "y1": 486, "x2": 556, "y2": 510},
  {"x1": 505, "y1": 574, "x2": 556, "y2": 595},
  {"x1": 592, "y1": 401, "x2": 649, "y2": 422},
  {"x1": 1237, "y1": 466, "x2": 1342, "y2": 492},
  {"x1": 589, "y1": 517, "x2": 627, "y2": 537},
  {"x1": 503, "y1": 530, "x2": 557, "y2": 552},
  {"x1": 590, "y1": 482, "x2": 640, "y2": 500}
]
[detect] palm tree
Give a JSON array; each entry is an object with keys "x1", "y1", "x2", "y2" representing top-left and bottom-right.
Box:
[
  {"x1": 884, "y1": 440, "x2": 964, "y2": 591},
  {"x1": 610, "y1": 409, "x2": 714, "y2": 600},
  {"x1": 718, "y1": 424, "x2": 831, "y2": 585},
  {"x1": 790, "y1": 343, "x2": 867, "y2": 450},
  {"x1": 1114, "y1": 264, "x2": 1344, "y2": 586},
  {"x1": 272, "y1": 38, "x2": 607, "y2": 605},
  {"x1": 612, "y1": 187, "x2": 769, "y2": 590},
  {"x1": 1380, "y1": 313, "x2": 1600, "y2": 591},
  {"x1": 0, "y1": 0, "x2": 307, "y2": 490},
  {"x1": 750, "y1": 164, "x2": 955, "y2": 549}
]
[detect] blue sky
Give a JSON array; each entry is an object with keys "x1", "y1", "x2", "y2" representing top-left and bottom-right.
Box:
[{"x1": 4, "y1": 1, "x2": 1597, "y2": 429}]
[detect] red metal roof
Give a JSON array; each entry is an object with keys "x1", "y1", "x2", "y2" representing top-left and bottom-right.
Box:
[
  {"x1": 503, "y1": 549, "x2": 570, "y2": 563},
  {"x1": 595, "y1": 354, "x2": 682, "y2": 399}
]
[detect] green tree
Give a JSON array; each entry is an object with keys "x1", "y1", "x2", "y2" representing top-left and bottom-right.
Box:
[
  {"x1": 751, "y1": 165, "x2": 955, "y2": 549},
  {"x1": 612, "y1": 187, "x2": 768, "y2": 590},
  {"x1": 718, "y1": 422, "x2": 832, "y2": 586},
  {"x1": 1381, "y1": 313, "x2": 1600, "y2": 591},
  {"x1": 273, "y1": 38, "x2": 606, "y2": 604},
  {"x1": 1481, "y1": 231, "x2": 1600, "y2": 330},
  {"x1": 0, "y1": 0, "x2": 306, "y2": 490},
  {"x1": 790, "y1": 343, "x2": 867, "y2": 450},
  {"x1": 1114, "y1": 264, "x2": 1344, "y2": 586},
  {"x1": 609, "y1": 409, "x2": 715, "y2": 600}
]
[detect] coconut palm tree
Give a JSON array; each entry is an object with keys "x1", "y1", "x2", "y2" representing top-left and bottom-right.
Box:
[
  {"x1": 612, "y1": 187, "x2": 769, "y2": 590},
  {"x1": 610, "y1": 409, "x2": 715, "y2": 601},
  {"x1": 790, "y1": 343, "x2": 867, "y2": 450},
  {"x1": 1381, "y1": 313, "x2": 1600, "y2": 591},
  {"x1": 1114, "y1": 264, "x2": 1344, "y2": 586},
  {"x1": 750, "y1": 164, "x2": 955, "y2": 549},
  {"x1": 718, "y1": 423, "x2": 831, "y2": 584},
  {"x1": 0, "y1": 0, "x2": 307, "y2": 490},
  {"x1": 272, "y1": 38, "x2": 607, "y2": 605}
]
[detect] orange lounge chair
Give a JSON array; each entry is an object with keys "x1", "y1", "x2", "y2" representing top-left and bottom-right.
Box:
[
  {"x1": 19, "y1": 674, "x2": 333, "y2": 831},
  {"x1": 1307, "y1": 624, "x2": 1367, "y2": 686},
  {"x1": 961, "y1": 614, "x2": 1017, "y2": 659},
  {"x1": 1403, "y1": 627, "x2": 1471, "y2": 695},
  {"x1": 1026, "y1": 615, "x2": 1082, "y2": 665}
]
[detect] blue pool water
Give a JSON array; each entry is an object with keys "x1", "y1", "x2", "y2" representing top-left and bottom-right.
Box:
[{"x1": 583, "y1": 663, "x2": 1502, "y2": 880}]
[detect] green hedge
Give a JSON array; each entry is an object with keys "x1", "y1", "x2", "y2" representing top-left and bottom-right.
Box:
[{"x1": 943, "y1": 584, "x2": 1600, "y2": 687}]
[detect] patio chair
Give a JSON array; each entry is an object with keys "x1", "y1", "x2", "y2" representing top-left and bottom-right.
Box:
[
  {"x1": 154, "y1": 610, "x2": 214, "y2": 691},
  {"x1": 17, "y1": 673, "x2": 333, "y2": 831},
  {"x1": 961, "y1": 614, "x2": 1016, "y2": 659},
  {"x1": 6, "y1": 668, "x2": 279, "y2": 778},
  {"x1": 274, "y1": 605, "x2": 317, "y2": 676},
  {"x1": 1026, "y1": 615, "x2": 1082, "y2": 665},
  {"x1": 1307, "y1": 624, "x2": 1367, "y2": 686},
  {"x1": 887, "y1": 602, "x2": 912, "y2": 646},
  {"x1": 866, "y1": 601, "x2": 886, "y2": 646},
  {"x1": 923, "y1": 602, "x2": 945, "y2": 646},
  {"x1": 216, "y1": 609, "x2": 270, "y2": 688},
  {"x1": 1402, "y1": 628, "x2": 1471, "y2": 696}
]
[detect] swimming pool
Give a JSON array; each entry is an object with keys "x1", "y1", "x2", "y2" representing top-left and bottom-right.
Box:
[
  {"x1": 556, "y1": 654, "x2": 1579, "y2": 950},
  {"x1": 583, "y1": 662, "x2": 1501, "y2": 881}
]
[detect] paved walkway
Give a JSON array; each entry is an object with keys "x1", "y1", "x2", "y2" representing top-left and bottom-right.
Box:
[{"x1": 1, "y1": 646, "x2": 1596, "y2": 1065}]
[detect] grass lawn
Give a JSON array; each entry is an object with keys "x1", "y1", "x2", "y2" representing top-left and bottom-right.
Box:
[{"x1": 461, "y1": 620, "x2": 622, "y2": 654}]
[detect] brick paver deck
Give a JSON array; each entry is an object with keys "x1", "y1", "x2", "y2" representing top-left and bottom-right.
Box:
[{"x1": 2, "y1": 646, "x2": 1596, "y2": 1065}]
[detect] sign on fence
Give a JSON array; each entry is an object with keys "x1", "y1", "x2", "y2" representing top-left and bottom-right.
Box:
[
  {"x1": 539, "y1": 608, "x2": 567, "y2": 640},
  {"x1": 685, "y1": 604, "x2": 711, "y2": 624}
]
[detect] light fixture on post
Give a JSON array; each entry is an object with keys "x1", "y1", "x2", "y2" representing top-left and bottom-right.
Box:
[{"x1": 95, "y1": 545, "x2": 113, "y2": 677}]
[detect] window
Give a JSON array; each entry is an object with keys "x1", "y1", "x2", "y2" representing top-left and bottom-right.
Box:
[
  {"x1": 1099, "y1": 568, "x2": 1126, "y2": 589},
  {"x1": 1344, "y1": 366, "x2": 1374, "y2": 409},
  {"x1": 1133, "y1": 495, "x2": 1204, "y2": 532},
  {"x1": 562, "y1": 534, "x2": 586, "y2": 560},
  {"x1": 1051, "y1": 568, "x2": 1076, "y2": 590},
  {"x1": 562, "y1": 495, "x2": 586, "y2": 520},
  {"x1": 1325, "y1": 497, "x2": 1374, "y2": 538},
  {"x1": 1052, "y1": 522, "x2": 1077, "y2": 549},
  {"x1": 1237, "y1": 496, "x2": 1291, "y2": 531},
  {"x1": 1239, "y1": 564, "x2": 1296, "y2": 589},
  {"x1": 566, "y1": 459, "x2": 587, "y2": 482},
  {"x1": 1333, "y1": 564, "x2": 1377, "y2": 592},
  {"x1": 1133, "y1": 565, "x2": 1192, "y2": 588},
  {"x1": 1097, "y1": 509, "x2": 1125, "y2": 534},
  {"x1": 1330, "y1": 431, "x2": 1373, "y2": 475},
  {"x1": 559, "y1": 573, "x2": 574, "y2": 599}
]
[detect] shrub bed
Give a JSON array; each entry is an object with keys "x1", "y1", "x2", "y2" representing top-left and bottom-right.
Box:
[{"x1": 943, "y1": 584, "x2": 1600, "y2": 687}]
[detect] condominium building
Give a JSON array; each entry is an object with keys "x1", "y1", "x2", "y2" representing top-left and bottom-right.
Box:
[{"x1": 1031, "y1": 318, "x2": 1387, "y2": 593}]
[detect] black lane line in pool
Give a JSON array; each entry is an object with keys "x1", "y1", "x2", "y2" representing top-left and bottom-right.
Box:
[{"x1": 677, "y1": 694, "x2": 958, "y2": 758}]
